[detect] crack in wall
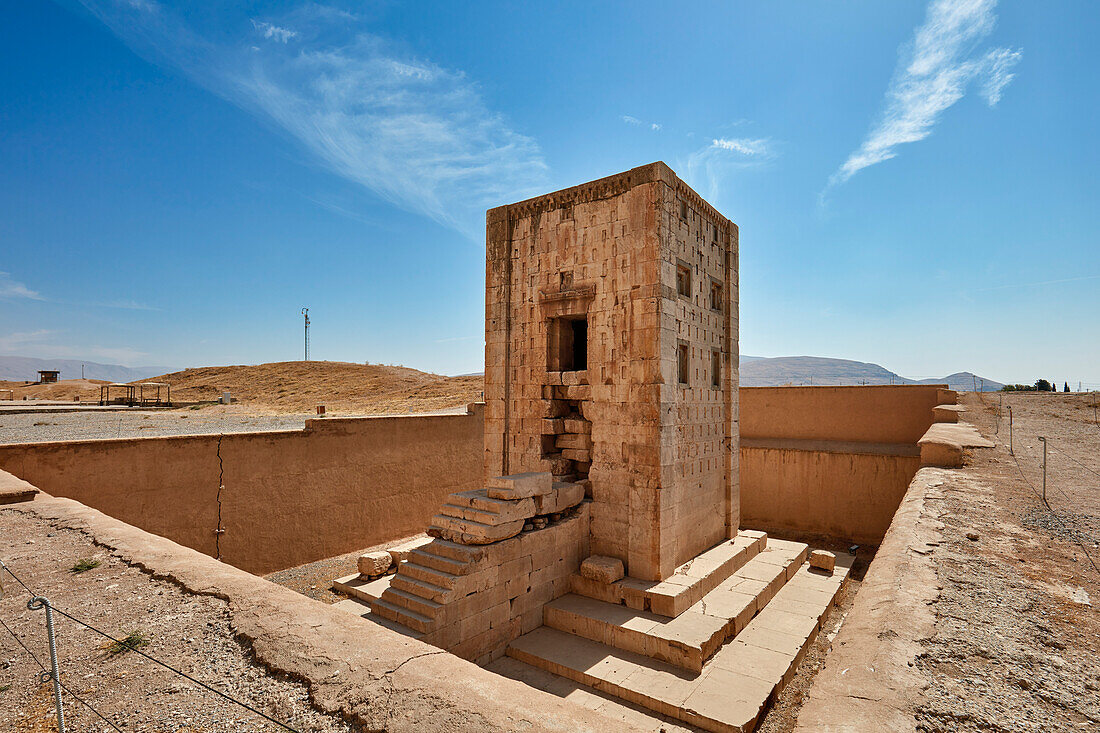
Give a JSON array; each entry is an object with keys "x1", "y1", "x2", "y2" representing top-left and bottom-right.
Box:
[{"x1": 215, "y1": 434, "x2": 225, "y2": 560}]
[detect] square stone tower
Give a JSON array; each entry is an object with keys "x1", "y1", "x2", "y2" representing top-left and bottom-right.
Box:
[{"x1": 485, "y1": 162, "x2": 738, "y2": 581}]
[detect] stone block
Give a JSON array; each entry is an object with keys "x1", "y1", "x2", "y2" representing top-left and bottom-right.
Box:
[
  {"x1": 487, "y1": 472, "x2": 553, "y2": 499},
  {"x1": 535, "y1": 482, "x2": 585, "y2": 515},
  {"x1": 809, "y1": 550, "x2": 835, "y2": 573},
  {"x1": 358, "y1": 551, "x2": 392, "y2": 577},
  {"x1": 580, "y1": 555, "x2": 624, "y2": 584}
]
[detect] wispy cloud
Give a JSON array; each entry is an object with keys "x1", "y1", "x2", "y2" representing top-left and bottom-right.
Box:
[
  {"x1": 622, "y1": 115, "x2": 661, "y2": 132},
  {"x1": 0, "y1": 271, "x2": 43, "y2": 300},
  {"x1": 251, "y1": 20, "x2": 297, "y2": 44},
  {"x1": 827, "y1": 0, "x2": 1020, "y2": 192},
  {"x1": 76, "y1": 2, "x2": 547, "y2": 238},
  {"x1": 0, "y1": 330, "x2": 54, "y2": 351},
  {"x1": 679, "y1": 136, "x2": 777, "y2": 200}
]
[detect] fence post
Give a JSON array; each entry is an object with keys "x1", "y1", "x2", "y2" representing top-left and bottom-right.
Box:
[
  {"x1": 1038, "y1": 436, "x2": 1047, "y2": 505},
  {"x1": 1008, "y1": 406, "x2": 1013, "y2": 455},
  {"x1": 28, "y1": 596, "x2": 65, "y2": 733}
]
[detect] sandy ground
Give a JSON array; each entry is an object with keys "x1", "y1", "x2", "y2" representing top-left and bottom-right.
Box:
[
  {"x1": 911, "y1": 393, "x2": 1100, "y2": 731},
  {"x1": 0, "y1": 510, "x2": 358, "y2": 733},
  {"x1": 2, "y1": 362, "x2": 483, "y2": 416}
]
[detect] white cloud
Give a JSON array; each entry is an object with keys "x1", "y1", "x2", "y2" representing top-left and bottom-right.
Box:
[
  {"x1": 0, "y1": 272, "x2": 42, "y2": 300},
  {"x1": 679, "y1": 137, "x2": 777, "y2": 200},
  {"x1": 251, "y1": 20, "x2": 298, "y2": 44},
  {"x1": 78, "y1": 2, "x2": 547, "y2": 238},
  {"x1": 712, "y1": 137, "x2": 770, "y2": 156},
  {"x1": 828, "y1": 0, "x2": 1021, "y2": 190},
  {"x1": 622, "y1": 115, "x2": 661, "y2": 131}
]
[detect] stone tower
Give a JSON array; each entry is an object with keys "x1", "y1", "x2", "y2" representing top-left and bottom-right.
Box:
[{"x1": 484, "y1": 162, "x2": 738, "y2": 581}]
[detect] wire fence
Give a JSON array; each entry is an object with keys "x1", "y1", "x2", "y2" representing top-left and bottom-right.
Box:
[
  {"x1": 0, "y1": 559, "x2": 299, "y2": 732},
  {"x1": 991, "y1": 403, "x2": 1100, "y2": 577}
]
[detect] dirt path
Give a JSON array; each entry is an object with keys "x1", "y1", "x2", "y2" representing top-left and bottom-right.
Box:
[
  {"x1": 913, "y1": 394, "x2": 1100, "y2": 731},
  {"x1": 0, "y1": 509, "x2": 359, "y2": 732}
]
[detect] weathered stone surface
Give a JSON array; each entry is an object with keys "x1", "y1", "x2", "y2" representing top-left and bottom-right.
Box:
[
  {"x1": 580, "y1": 555, "x2": 624, "y2": 584},
  {"x1": 534, "y1": 482, "x2": 585, "y2": 515},
  {"x1": 486, "y1": 472, "x2": 553, "y2": 500},
  {"x1": 809, "y1": 550, "x2": 835, "y2": 573},
  {"x1": 428, "y1": 515, "x2": 524, "y2": 545},
  {"x1": 358, "y1": 551, "x2": 392, "y2": 576}
]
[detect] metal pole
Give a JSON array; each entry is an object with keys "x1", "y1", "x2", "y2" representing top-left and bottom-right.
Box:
[
  {"x1": 28, "y1": 596, "x2": 65, "y2": 733},
  {"x1": 1039, "y1": 436, "x2": 1047, "y2": 505},
  {"x1": 1008, "y1": 406, "x2": 1013, "y2": 455}
]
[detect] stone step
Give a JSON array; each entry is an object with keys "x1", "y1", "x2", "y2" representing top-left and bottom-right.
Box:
[
  {"x1": 369, "y1": 596, "x2": 435, "y2": 634},
  {"x1": 440, "y1": 501, "x2": 528, "y2": 526},
  {"x1": 571, "y1": 530, "x2": 768, "y2": 617},
  {"x1": 416, "y1": 538, "x2": 487, "y2": 565},
  {"x1": 445, "y1": 488, "x2": 536, "y2": 519},
  {"x1": 390, "y1": 573, "x2": 454, "y2": 604},
  {"x1": 332, "y1": 573, "x2": 392, "y2": 604},
  {"x1": 331, "y1": 598, "x2": 424, "y2": 640},
  {"x1": 399, "y1": 560, "x2": 461, "y2": 590},
  {"x1": 387, "y1": 535, "x2": 434, "y2": 563},
  {"x1": 380, "y1": 585, "x2": 443, "y2": 618},
  {"x1": 544, "y1": 541, "x2": 807, "y2": 673},
  {"x1": 407, "y1": 548, "x2": 472, "y2": 576},
  {"x1": 486, "y1": 471, "x2": 553, "y2": 500},
  {"x1": 506, "y1": 551, "x2": 854, "y2": 733},
  {"x1": 428, "y1": 514, "x2": 525, "y2": 545}
]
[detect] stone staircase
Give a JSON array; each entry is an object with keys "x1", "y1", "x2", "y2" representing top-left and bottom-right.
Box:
[
  {"x1": 334, "y1": 472, "x2": 590, "y2": 661},
  {"x1": 492, "y1": 533, "x2": 854, "y2": 733}
]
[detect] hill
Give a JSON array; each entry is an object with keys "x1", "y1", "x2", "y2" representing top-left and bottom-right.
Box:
[
  {"x1": 739, "y1": 356, "x2": 1002, "y2": 391},
  {"x1": 914, "y1": 371, "x2": 1004, "y2": 392},
  {"x1": 145, "y1": 361, "x2": 484, "y2": 414},
  {"x1": 0, "y1": 355, "x2": 173, "y2": 383}
]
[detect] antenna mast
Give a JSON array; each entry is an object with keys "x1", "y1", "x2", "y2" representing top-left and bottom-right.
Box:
[{"x1": 301, "y1": 308, "x2": 310, "y2": 361}]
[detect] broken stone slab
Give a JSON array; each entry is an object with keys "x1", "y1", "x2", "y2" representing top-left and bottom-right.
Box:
[
  {"x1": 486, "y1": 472, "x2": 554, "y2": 500},
  {"x1": 534, "y1": 481, "x2": 585, "y2": 515},
  {"x1": 358, "y1": 551, "x2": 393, "y2": 577},
  {"x1": 808, "y1": 550, "x2": 835, "y2": 573},
  {"x1": 581, "y1": 555, "x2": 625, "y2": 584},
  {"x1": 428, "y1": 514, "x2": 524, "y2": 545}
]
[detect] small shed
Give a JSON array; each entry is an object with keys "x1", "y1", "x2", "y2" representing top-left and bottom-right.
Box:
[{"x1": 37, "y1": 370, "x2": 60, "y2": 384}]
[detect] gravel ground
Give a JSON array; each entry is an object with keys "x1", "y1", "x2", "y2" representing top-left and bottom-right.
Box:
[
  {"x1": 0, "y1": 509, "x2": 360, "y2": 732},
  {"x1": 265, "y1": 533, "x2": 427, "y2": 605},
  {"x1": 913, "y1": 393, "x2": 1100, "y2": 732},
  {"x1": 0, "y1": 404, "x2": 471, "y2": 445},
  {"x1": 0, "y1": 410, "x2": 316, "y2": 444}
]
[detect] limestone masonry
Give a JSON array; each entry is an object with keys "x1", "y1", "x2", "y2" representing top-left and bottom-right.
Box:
[{"x1": 484, "y1": 161, "x2": 740, "y2": 581}]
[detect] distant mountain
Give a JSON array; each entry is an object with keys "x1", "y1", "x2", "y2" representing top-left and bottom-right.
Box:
[
  {"x1": 914, "y1": 371, "x2": 1004, "y2": 392},
  {"x1": 738, "y1": 356, "x2": 1002, "y2": 391},
  {"x1": 0, "y1": 355, "x2": 175, "y2": 383}
]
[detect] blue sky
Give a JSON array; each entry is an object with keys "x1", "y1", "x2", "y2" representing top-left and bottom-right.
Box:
[{"x1": 1, "y1": 1, "x2": 1097, "y2": 385}]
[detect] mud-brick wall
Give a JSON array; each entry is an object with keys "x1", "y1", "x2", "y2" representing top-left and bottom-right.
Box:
[
  {"x1": 0, "y1": 406, "x2": 483, "y2": 574},
  {"x1": 739, "y1": 385, "x2": 944, "y2": 544}
]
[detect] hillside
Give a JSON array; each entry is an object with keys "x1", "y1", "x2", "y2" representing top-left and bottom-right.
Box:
[
  {"x1": 145, "y1": 361, "x2": 484, "y2": 414},
  {"x1": 739, "y1": 356, "x2": 1003, "y2": 391},
  {"x1": 0, "y1": 355, "x2": 173, "y2": 382}
]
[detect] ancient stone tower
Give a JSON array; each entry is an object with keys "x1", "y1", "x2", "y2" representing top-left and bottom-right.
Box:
[{"x1": 484, "y1": 162, "x2": 739, "y2": 581}]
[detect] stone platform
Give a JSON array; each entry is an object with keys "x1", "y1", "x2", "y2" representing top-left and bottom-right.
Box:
[{"x1": 495, "y1": 534, "x2": 854, "y2": 733}]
